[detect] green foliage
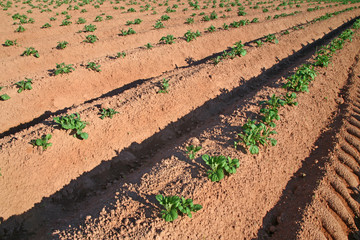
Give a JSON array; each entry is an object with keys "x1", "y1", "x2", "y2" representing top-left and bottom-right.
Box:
[
  {"x1": 158, "y1": 78, "x2": 169, "y2": 93},
  {"x1": 53, "y1": 113, "x2": 88, "y2": 139},
  {"x1": 31, "y1": 134, "x2": 52, "y2": 150},
  {"x1": 100, "y1": 108, "x2": 119, "y2": 119},
  {"x1": 259, "y1": 94, "x2": 285, "y2": 127},
  {"x1": 206, "y1": 25, "x2": 216, "y2": 32},
  {"x1": 202, "y1": 154, "x2": 239, "y2": 181},
  {"x1": 60, "y1": 19, "x2": 72, "y2": 26},
  {"x1": 283, "y1": 64, "x2": 317, "y2": 92},
  {"x1": 0, "y1": 94, "x2": 10, "y2": 101},
  {"x1": 153, "y1": 20, "x2": 164, "y2": 29},
  {"x1": 159, "y1": 35, "x2": 175, "y2": 44},
  {"x1": 50, "y1": 17, "x2": 56, "y2": 21},
  {"x1": 76, "y1": 17, "x2": 86, "y2": 24},
  {"x1": 126, "y1": 18, "x2": 142, "y2": 25},
  {"x1": 120, "y1": 28, "x2": 136, "y2": 36},
  {"x1": 83, "y1": 34, "x2": 98, "y2": 43},
  {"x1": 16, "y1": 78, "x2": 32, "y2": 93},
  {"x1": 54, "y1": 62, "x2": 75, "y2": 75},
  {"x1": 186, "y1": 145, "x2": 201, "y2": 159},
  {"x1": 212, "y1": 56, "x2": 222, "y2": 65},
  {"x1": 264, "y1": 34, "x2": 278, "y2": 44},
  {"x1": 56, "y1": 41, "x2": 69, "y2": 49},
  {"x1": 106, "y1": 15, "x2": 113, "y2": 20},
  {"x1": 83, "y1": 24, "x2": 96, "y2": 32},
  {"x1": 237, "y1": 10, "x2": 246, "y2": 16},
  {"x1": 223, "y1": 23, "x2": 229, "y2": 30},
  {"x1": 156, "y1": 195, "x2": 202, "y2": 222},
  {"x1": 15, "y1": 25, "x2": 25, "y2": 32},
  {"x1": 94, "y1": 15, "x2": 103, "y2": 22},
  {"x1": 145, "y1": 43, "x2": 153, "y2": 49},
  {"x1": 41, "y1": 23, "x2": 52, "y2": 28},
  {"x1": 282, "y1": 92, "x2": 298, "y2": 106},
  {"x1": 235, "y1": 119, "x2": 277, "y2": 154},
  {"x1": 255, "y1": 40, "x2": 263, "y2": 47},
  {"x1": 160, "y1": 14, "x2": 170, "y2": 20},
  {"x1": 3, "y1": 39, "x2": 17, "y2": 46},
  {"x1": 86, "y1": 62, "x2": 101, "y2": 72},
  {"x1": 184, "y1": 30, "x2": 201, "y2": 42},
  {"x1": 116, "y1": 51, "x2": 126, "y2": 58},
  {"x1": 22, "y1": 47, "x2": 39, "y2": 58},
  {"x1": 353, "y1": 19, "x2": 360, "y2": 29}
]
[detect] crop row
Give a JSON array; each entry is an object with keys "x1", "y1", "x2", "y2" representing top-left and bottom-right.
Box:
[{"x1": 157, "y1": 18, "x2": 360, "y2": 222}]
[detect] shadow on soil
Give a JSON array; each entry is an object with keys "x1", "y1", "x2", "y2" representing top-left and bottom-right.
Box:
[{"x1": 1, "y1": 17, "x2": 359, "y2": 240}]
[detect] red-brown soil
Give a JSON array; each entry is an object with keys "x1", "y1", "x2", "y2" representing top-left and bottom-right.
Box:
[{"x1": 1, "y1": 0, "x2": 360, "y2": 239}]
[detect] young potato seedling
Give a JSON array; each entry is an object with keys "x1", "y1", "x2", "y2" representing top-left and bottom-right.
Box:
[
  {"x1": 3, "y1": 39, "x2": 17, "y2": 46},
  {"x1": 0, "y1": 94, "x2": 11, "y2": 101},
  {"x1": 15, "y1": 25, "x2": 25, "y2": 32},
  {"x1": 100, "y1": 108, "x2": 119, "y2": 119},
  {"x1": 184, "y1": 30, "x2": 201, "y2": 42},
  {"x1": 56, "y1": 41, "x2": 69, "y2": 49},
  {"x1": 76, "y1": 17, "x2": 86, "y2": 24},
  {"x1": 41, "y1": 23, "x2": 52, "y2": 28},
  {"x1": 116, "y1": 51, "x2": 126, "y2": 58},
  {"x1": 145, "y1": 43, "x2": 153, "y2": 49},
  {"x1": 83, "y1": 24, "x2": 97, "y2": 32},
  {"x1": 156, "y1": 195, "x2": 202, "y2": 222},
  {"x1": 159, "y1": 35, "x2": 175, "y2": 44},
  {"x1": 83, "y1": 35, "x2": 98, "y2": 43},
  {"x1": 54, "y1": 62, "x2": 75, "y2": 75},
  {"x1": 31, "y1": 134, "x2": 52, "y2": 150},
  {"x1": 235, "y1": 119, "x2": 277, "y2": 154},
  {"x1": 186, "y1": 145, "x2": 202, "y2": 159},
  {"x1": 53, "y1": 113, "x2": 89, "y2": 140},
  {"x1": 202, "y1": 154, "x2": 239, "y2": 181},
  {"x1": 22, "y1": 47, "x2": 39, "y2": 58},
  {"x1": 86, "y1": 62, "x2": 101, "y2": 72},
  {"x1": 158, "y1": 78, "x2": 169, "y2": 93},
  {"x1": 16, "y1": 78, "x2": 32, "y2": 93}
]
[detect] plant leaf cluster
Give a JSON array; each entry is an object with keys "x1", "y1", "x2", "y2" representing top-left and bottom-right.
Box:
[
  {"x1": 53, "y1": 113, "x2": 88, "y2": 140},
  {"x1": 100, "y1": 108, "x2": 119, "y2": 119},
  {"x1": 186, "y1": 145, "x2": 201, "y2": 159},
  {"x1": 202, "y1": 154, "x2": 239, "y2": 181},
  {"x1": 156, "y1": 195, "x2": 202, "y2": 222},
  {"x1": 31, "y1": 134, "x2": 52, "y2": 150},
  {"x1": 16, "y1": 78, "x2": 32, "y2": 93}
]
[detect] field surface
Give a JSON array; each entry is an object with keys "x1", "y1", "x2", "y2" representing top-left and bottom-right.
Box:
[{"x1": 1, "y1": 0, "x2": 360, "y2": 238}]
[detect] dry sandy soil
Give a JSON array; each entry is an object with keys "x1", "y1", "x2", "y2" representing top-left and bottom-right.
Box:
[{"x1": 1, "y1": 0, "x2": 360, "y2": 239}]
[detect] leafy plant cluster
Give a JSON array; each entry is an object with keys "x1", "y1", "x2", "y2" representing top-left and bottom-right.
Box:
[
  {"x1": 31, "y1": 134, "x2": 52, "y2": 150},
  {"x1": 212, "y1": 41, "x2": 247, "y2": 65},
  {"x1": 3, "y1": 39, "x2": 17, "y2": 46},
  {"x1": 184, "y1": 30, "x2": 201, "y2": 42},
  {"x1": 53, "y1": 113, "x2": 89, "y2": 140},
  {"x1": 54, "y1": 62, "x2": 75, "y2": 75},
  {"x1": 16, "y1": 78, "x2": 33, "y2": 93},
  {"x1": 120, "y1": 28, "x2": 136, "y2": 36},
  {"x1": 202, "y1": 154, "x2": 239, "y2": 181},
  {"x1": 22, "y1": 47, "x2": 40, "y2": 58},
  {"x1": 156, "y1": 195, "x2": 202, "y2": 222}
]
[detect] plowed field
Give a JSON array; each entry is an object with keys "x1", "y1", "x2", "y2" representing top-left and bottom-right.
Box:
[{"x1": 1, "y1": 0, "x2": 360, "y2": 238}]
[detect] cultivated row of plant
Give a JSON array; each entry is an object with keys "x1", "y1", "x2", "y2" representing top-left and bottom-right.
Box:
[
  {"x1": 157, "y1": 16, "x2": 360, "y2": 224},
  {"x1": 234, "y1": 19, "x2": 359, "y2": 155}
]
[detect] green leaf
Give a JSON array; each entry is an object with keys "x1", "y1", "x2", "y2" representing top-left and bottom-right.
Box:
[
  {"x1": 249, "y1": 145, "x2": 259, "y2": 154},
  {"x1": 0, "y1": 94, "x2": 10, "y2": 101}
]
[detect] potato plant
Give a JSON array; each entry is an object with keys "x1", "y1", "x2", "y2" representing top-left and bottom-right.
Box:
[
  {"x1": 235, "y1": 119, "x2": 277, "y2": 154},
  {"x1": 53, "y1": 113, "x2": 88, "y2": 139},
  {"x1": 83, "y1": 34, "x2": 98, "y2": 43},
  {"x1": 56, "y1": 41, "x2": 69, "y2": 49},
  {"x1": 15, "y1": 78, "x2": 33, "y2": 93},
  {"x1": 41, "y1": 23, "x2": 52, "y2": 28},
  {"x1": 202, "y1": 154, "x2": 239, "y2": 181},
  {"x1": 159, "y1": 35, "x2": 175, "y2": 44},
  {"x1": 100, "y1": 108, "x2": 119, "y2": 119},
  {"x1": 83, "y1": 24, "x2": 97, "y2": 32},
  {"x1": 86, "y1": 62, "x2": 101, "y2": 72},
  {"x1": 186, "y1": 145, "x2": 202, "y2": 159},
  {"x1": 158, "y1": 78, "x2": 169, "y2": 93},
  {"x1": 184, "y1": 30, "x2": 201, "y2": 42},
  {"x1": 120, "y1": 28, "x2": 136, "y2": 36},
  {"x1": 31, "y1": 134, "x2": 52, "y2": 150},
  {"x1": 15, "y1": 25, "x2": 25, "y2": 32},
  {"x1": 3, "y1": 39, "x2": 17, "y2": 46},
  {"x1": 22, "y1": 47, "x2": 39, "y2": 58},
  {"x1": 0, "y1": 94, "x2": 10, "y2": 101},
  {"x1": 156, "y1": 195, "x2": 202, "y2": 222},
  {"x1": 54, "y1": 62, "x2": 75, "y2": 75}
]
